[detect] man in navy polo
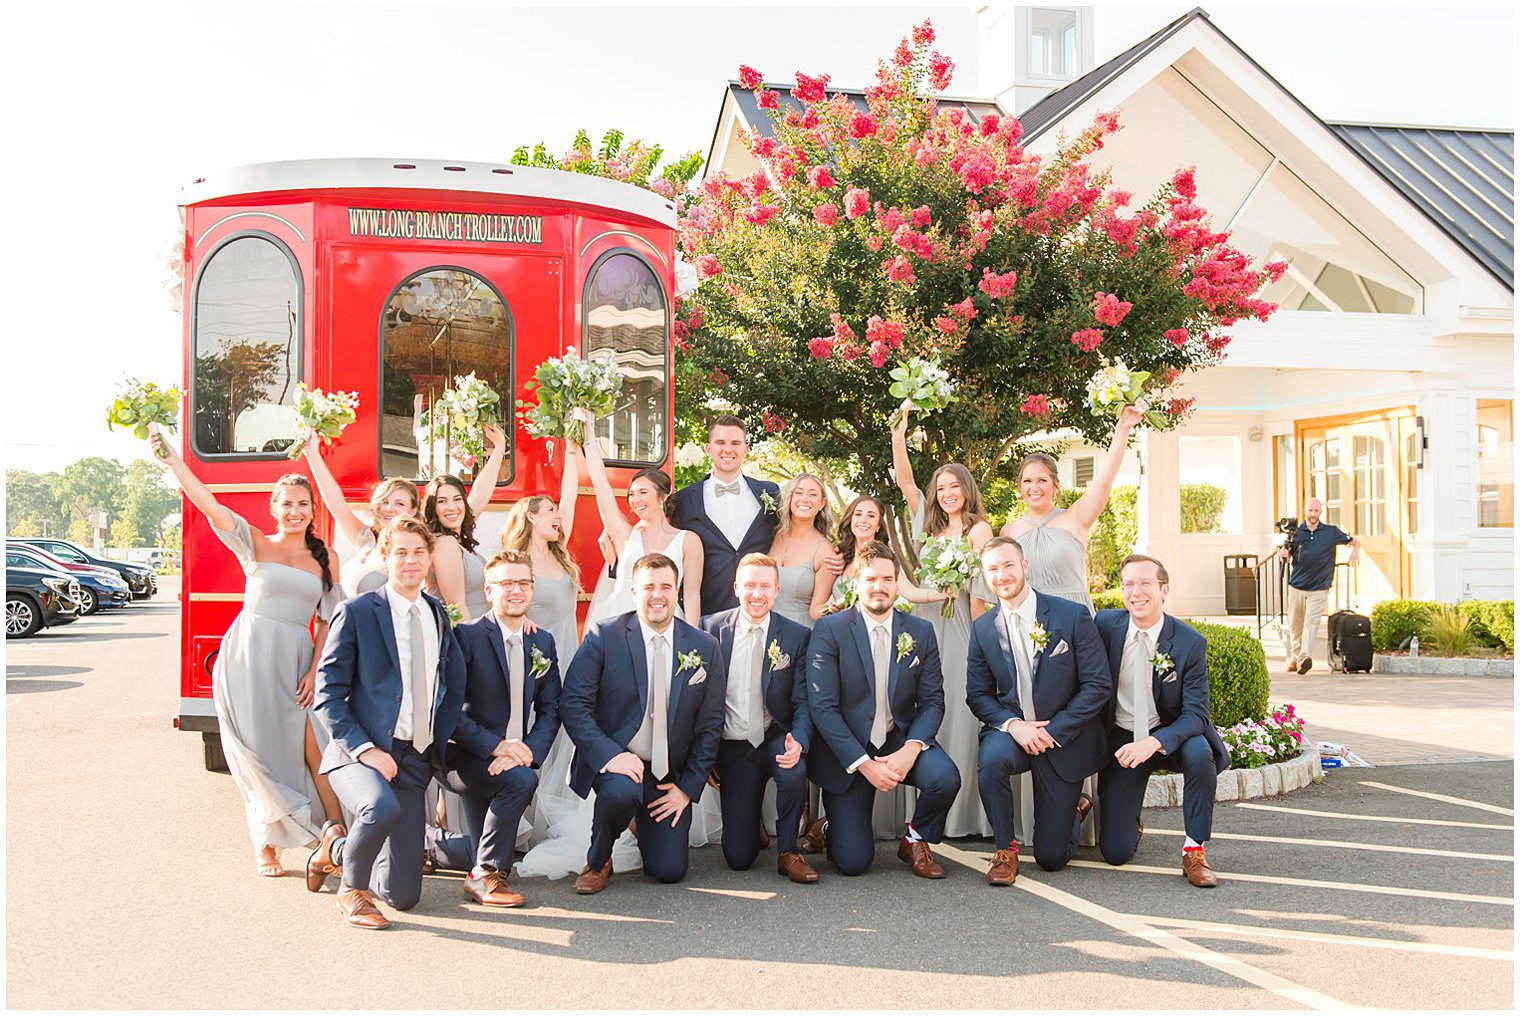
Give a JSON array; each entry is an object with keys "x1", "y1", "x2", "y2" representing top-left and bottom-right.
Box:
[{"x1": 1277, "y1": 498, "x2": 1359, "y2": 674}]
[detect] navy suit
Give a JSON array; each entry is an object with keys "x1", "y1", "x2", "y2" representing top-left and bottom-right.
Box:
[
  {"x1": 1094, "y1": 610, "x2": 1229, "y2": 863},
  {"x1": 806, "y1": 607, "x2": 961, "y2": 875},
  {"x1": 967, "y1": 592, "x2": 1111, "y2": 871},
  {"x1": 701, "y1": 608, "x2": 813, "y2": 868},
  {"x1": 670, "y1": 474, "x2": 779, "y2": 614},
  {"x1": 560, "y1": 612, "x2": 726, "y2": 882},
  {"x1": 314, "y1": 588, "x2": 487, "y2": 910},
  {"x1": 430, "y1": 614, "x2": 562, "y2": 874}
]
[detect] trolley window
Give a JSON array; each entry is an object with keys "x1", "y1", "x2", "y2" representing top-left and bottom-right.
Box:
[
  {"x1": 380, "y1": 267, "x2": 514, "y2": 483},
  {"x1": 191, "y1": 234, "x2": 303, "y2": 457},
  {"x1": 583, "y1": 250, "x2": 668, "y2": 465}
]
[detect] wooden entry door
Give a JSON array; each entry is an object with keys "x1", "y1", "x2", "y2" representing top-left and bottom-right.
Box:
[{"x1": 1297, "y1": 407, "x2": 1415, "y2": 604}]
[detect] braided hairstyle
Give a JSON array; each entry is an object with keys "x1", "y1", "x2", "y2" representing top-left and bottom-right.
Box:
[{"x1": 272, "y1": 474, "x2": 333, "y2": 591}]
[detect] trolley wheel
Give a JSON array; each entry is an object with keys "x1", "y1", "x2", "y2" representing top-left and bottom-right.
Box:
[{"x1": 202, "y1": 732, "x2": 229, "y2": 773}]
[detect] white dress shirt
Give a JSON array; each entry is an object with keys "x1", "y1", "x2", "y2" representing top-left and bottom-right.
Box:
[
  {"x1": 846, "y1": 606, "x2": 927, "y2": 773},
  {"x1": 626, "y1": 618, "x2": 676, "y2": 764},
  {"x1": 1116, "y1": 615, "x2": 1165, "y2": 736},
  {"x1": 353, "y1": 586, "x2": 439, "y2": 759},
  {"x1": 703, "y1": 474, "x2": 760, "y2": 549},
  {"x1": 723, "y1": 612, "x2": 773, "y2": 742}
]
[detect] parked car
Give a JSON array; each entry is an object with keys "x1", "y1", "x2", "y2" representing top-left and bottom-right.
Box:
[
  {"x1": 147, "y1": 548, "x2": 180, "y2": 572},
  {"x1": 6, "y1": 553, "x2": 81, "y2": 638},
  {"x1": 12, "y1": 538, "x2": 157, "y2": 599},
  {"x1": 5, "y1": 542, "x2": 130, "y2": 614}
]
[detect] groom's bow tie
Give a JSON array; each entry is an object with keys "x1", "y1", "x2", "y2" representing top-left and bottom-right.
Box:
[{"x1": 714, "y1": 480, "x2": 743, "y2": 497}]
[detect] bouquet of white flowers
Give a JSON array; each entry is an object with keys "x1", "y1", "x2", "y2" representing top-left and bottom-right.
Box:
[
  {"x1": 519, "y1": 347, "x2": 622, "y2": 445},
  {"x1": 420, "y1": 373, "x2": 502, "y2": 467},
  {"x1": 107, "y1": 379, "x2": 182, "y2": 457},
  {"x1": 290, "y1": 384, "x2": 359, "y2": 459},
  {"x1": 888, "y1": 357, "x2": 957, "y2": 415},
  {"x1": 916, "y1": 535, "x2": 980, "y2": 618},
  {"x1": 1084, "y1": 358, "x2": 1168, "y2": 427}
]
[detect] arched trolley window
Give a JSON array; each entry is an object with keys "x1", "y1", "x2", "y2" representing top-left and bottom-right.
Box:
[
  {"x1": 379, "y1": 267, "x2": 515, "y2": 484},
  {"x1": 583, "y1": 250, "x2": 669, "y2": 466},
  {"x1": 191, "y1": 233, "x2": 302, "y2": 457}
]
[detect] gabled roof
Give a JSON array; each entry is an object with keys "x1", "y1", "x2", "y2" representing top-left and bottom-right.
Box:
[{"x1": 1328, "y1": 123, "x2": 1514, "y2": 287}]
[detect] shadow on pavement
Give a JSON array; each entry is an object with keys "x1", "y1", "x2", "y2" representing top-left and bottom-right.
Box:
[
  {"x1": 6, "y1": 665, "x2": 93, "y2": 679},
  {"x1": 7, "y1": 678, "x2": 84, "y2": 694}
]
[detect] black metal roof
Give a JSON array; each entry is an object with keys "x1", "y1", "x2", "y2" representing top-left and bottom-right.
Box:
[{"x1": 1328, "y1": 123, "x2": 1514, "y2": 288}]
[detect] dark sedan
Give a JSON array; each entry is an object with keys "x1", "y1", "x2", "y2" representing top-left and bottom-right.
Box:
[
  {"x1": 12, "y1": 537, "x2": 157, "y2": 599},
  {"x1": 6, "y1": 557, "x2": 81, "y2": 638},
  {"x1": 6, "y1": 543, "x2": 130, "y2": 614}
]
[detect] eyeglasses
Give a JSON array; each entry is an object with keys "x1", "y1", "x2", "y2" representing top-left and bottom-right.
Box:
[
  {"x1": 487, "y1": 579, "x2": 535, "y2": 591},
  {"x1": 1119, "y1": 579, "x2": 1163, "y2": 591}
]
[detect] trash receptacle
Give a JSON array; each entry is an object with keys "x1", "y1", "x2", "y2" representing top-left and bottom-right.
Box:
[{"x1": 1223, "y1": 554, "x2": 1258, "y2": 615}]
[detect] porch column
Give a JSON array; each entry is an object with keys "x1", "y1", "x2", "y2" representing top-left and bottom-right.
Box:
[{"x1": 1412, "y1": 373, "x2": 1469, "y2": 602}]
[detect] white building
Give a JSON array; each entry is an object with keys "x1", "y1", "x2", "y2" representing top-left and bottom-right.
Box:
[{"x1": 705, "y1": 6, "x2": 1514, "y2": 617}]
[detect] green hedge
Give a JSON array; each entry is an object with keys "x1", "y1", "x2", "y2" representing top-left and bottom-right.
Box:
[
  {"x1": 1179, "y1": 483, "x2": 1228, "y2": 534},
  {"x1": 1189, "y1": 620, "x2": 1269, "y2": 727},
  {"x1": 1091, "y1": 588, "x2": 1124, "y2": 611},
  {"x1": 1371, "y1": 599, "x2": 1514, "y2": 652}
]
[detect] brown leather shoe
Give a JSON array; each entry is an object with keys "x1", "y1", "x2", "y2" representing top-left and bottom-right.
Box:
[
  {"x1": 799, "y1": 818, "x2": 827, "y2": 855},
  {"x1": 464, "y1": 869, "x2": 525, "y2": 907},
  {"x1": 1297, "y1": 656, "x2": 1312, "y2": 675},
  {"x1": 897, "y1": 839, "x2": 946, "y2": 879},
  {"x1": 336, "y1": 886, "x2": 391, "y2": 930},
  {"x1": 306, "y1": 821, "x2": 345, "y2": 893},
  {"x1": 1183, "y1": 848, "x2": 1219, "y2": 888},
  {"x1": 1075, "y1": 792, "x2": 1094, "y2": 825},
  {"x1": 758, "y1": 822, "x2": 770, "y2": 850},
  {"x1": 987, "y1": 846, "x2": 1020, "y2": 886},
  {"x1": 777, "y1": 851, "x2": 819, "y2": 884},
  {"x1": 574, "y1": 861, "x2": 613, "y2": 895}
]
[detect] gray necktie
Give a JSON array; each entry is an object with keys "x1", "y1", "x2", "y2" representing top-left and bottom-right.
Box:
[
  {"x1": 1132, "y1": 630, "x2": 1153, "y2": 744},
  {"x1": 1012, "y1": 612, "x2": 1037, "y2": 723},
  {"x1": 650, "y1": 634, "x2": 670, "y2": 780},
  {"x1": 870, "y1": 623, "x2": 890, "y2": 750},
  {"x1": 714, "y1": 480, "x2": 742, "y2": 497},
  {"x1": 409, "y1": 603, "x2": 432, "y2": 752},
  {"x1": 746, "y1": 626, "x2": 766, "y2": 748},
  {"x1": 505, "y1": 631, "x2": 525, "y2": 743}
]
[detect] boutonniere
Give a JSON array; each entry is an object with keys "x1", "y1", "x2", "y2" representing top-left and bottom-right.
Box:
[
  {"x1": 1151, "y1": 650, "x2": 1175, "y2": 676},
  {"x1": 759, "y1": 490, "x2": 778, "y2": 513},
  {"x1": 442, "y1": 602, "x2": 462, "y2": 624},
  {"x1": 767, "y1": 639, "x2": 790, "y2": 670},
  {"x1": 1028, "y1": 622, "x2": 1050, "y2": 653},
  {"x1": 528, "y1": 645, "x2": 551, "y2": 679},
  {"x1": 895, "y1": 631, "x2": 915, "y2": 663},
  {"x1": 676, "y1": 649, "x2": 705, "y2": 675}
]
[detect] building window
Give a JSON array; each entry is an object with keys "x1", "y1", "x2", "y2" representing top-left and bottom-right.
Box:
[
  {"x1": 380, "y1": 268, "x2": 514, "y2": 482},
  {"x1": 1353, "y1": 434, "x2": 1388, "y2": 535},
  {"x1": 1274, "y1": 434, "x2": 1295, "y2": 521},
  {"x1": 1307, "y1": 438, "x2": 1343, "y2": 527},
  {"x1": 191, "y1": 234, "x2": 301, "y2": 457},
  {"x1": 583, "y1": 251, "x2": 668, "y2": 465},
  {"x1": 1073, "y1": 456, "x2": 1094, "y2": 486},
  {"x1": 1178, "y1": 435, "x2": 1242, "y2": 534},
  {"x1": 1029, "y1": 8, "x2": 1078, "y2": 77},
  {"x1": 1477, "y1": 399, "x2": 1513, "y2": 528}
]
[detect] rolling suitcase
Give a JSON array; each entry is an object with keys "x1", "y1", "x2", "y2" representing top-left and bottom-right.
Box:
[{"x1": 1327, "y1": 610, "x2": 1373, "y2": 673}]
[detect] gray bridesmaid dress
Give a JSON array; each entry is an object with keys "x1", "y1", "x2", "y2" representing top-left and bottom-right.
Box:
[
  {"x1": 340, "y1": 527, "x2": 387, "y2": 599},
  {"x1": 775, "y1": 539, "x2": 825, "y2": 628},
  {"x1": 426, "y1": 537, "x2": 488, "y2": 620},
  {"x1": 211, "y1": 513, "x2": 338, "y2": 851},
  {"x1": 528, "y1": 571, "x2": 581, "y2": 669}
]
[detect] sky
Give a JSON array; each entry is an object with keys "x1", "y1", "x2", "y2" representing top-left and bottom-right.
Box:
[{"x1": 4, "y1": 1, "x2": 1513, "y2": 476}]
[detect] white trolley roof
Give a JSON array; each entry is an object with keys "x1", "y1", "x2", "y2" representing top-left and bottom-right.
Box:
[{"x1": 180, "y1": 158, "x2": 679, "y2": 229}]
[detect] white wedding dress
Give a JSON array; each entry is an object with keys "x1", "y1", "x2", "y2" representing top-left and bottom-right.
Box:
[{"x1": 516, "y1": 526, "x2": 725, "y2": 879}]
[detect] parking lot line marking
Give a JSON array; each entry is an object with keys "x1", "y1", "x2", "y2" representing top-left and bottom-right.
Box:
[
  {"x1": 1358, "y1": 781, "x2": 1516, "y2": 817},
  {"x1": 1061, "y1": 858, "x2": 1511, "y2": 905},
  {"x1": 932, "y1": 843, "x2": 1352, "y2": 1010},
  {"x1": 1236, "y1": 802, "x2": 1513, "y2": 830},
  {"x1": 1144, "y1": 827, "x2": 1513, "y2": 862},
  {"x1": 685, "y1": 887, "x2": 777, "y2": 901},
  {"x1": 1136, "y1": 915, "x2": 1515, "y2": 961}
]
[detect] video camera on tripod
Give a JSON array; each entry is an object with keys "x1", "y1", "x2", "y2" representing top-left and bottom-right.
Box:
[{"x1": 1275, "y1": 516, "x2": 1300, "y2": 554}]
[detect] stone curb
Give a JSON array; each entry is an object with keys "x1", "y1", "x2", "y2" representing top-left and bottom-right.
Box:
[
  {"x1": 1142, "y1": 749, "x2": 1322, "y2": 807},
  {"x1": 1373, "y1": 654, "x2": 1514, "y2": 677}
]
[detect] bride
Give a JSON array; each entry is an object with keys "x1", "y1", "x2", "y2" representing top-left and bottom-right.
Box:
[{"x1": 516, "y1": 408, "x2": 709, "y2": 879}]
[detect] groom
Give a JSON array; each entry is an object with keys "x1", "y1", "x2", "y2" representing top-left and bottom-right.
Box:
[{"x1": 560, "y1": 553, "x2": 726, "y2": 893}]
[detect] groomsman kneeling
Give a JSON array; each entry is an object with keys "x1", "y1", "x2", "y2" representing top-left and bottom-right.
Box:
[
  {"x1": 425, "y1": 550, "x2": 562, "y2": 906},
  {"x1": 701, "y1": 553, "x2": 818, "y2": 883},
  {"x1": 969, "y1": 537, "x2": 1111, "y2": 884},
  {"x1": 305, "y1": 518, "x2": 515, "y2": 929},
  {"x1": 1095, "y1": 554, "x2": 1232, "y2": 888},
  {"x1": 806, "y1": 542, "x2": 961, "y2": 878},
  {"x1": 561, "y1": 553, "x2": 725, "y2": 893}
]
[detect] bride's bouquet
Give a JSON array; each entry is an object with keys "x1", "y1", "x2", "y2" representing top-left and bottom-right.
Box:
[
  {"x1": 888, "y1": 357, "x2": 957, "y2": 415},
  {"x1": 420, "y1": 373, "x2": 502, "y2": 467},
  {"x1": 519, "y1": 347, "x2": 622, "y2": 445},
  {"x1": 1085, "y1": 359, "x2": 1168, "y2": 427},
  {"x1": 290, "y1": 384, "x2": 359, "y2": 459},
  {"x1": 916, "y1": 535, "x2": 980, "y2": 618},
  {"x1": 107, "y1": 379, "x2": 182, "y2": 457}
]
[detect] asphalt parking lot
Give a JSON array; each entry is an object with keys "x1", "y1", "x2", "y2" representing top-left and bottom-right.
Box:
[{"x1": 6, "y1": 579, "x2": 1513, "y2": 1009}]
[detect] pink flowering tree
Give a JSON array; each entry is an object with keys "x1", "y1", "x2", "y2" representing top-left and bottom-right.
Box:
[{"x1": 676, "y1": 21, "x2": 1286, "y2": 502}]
